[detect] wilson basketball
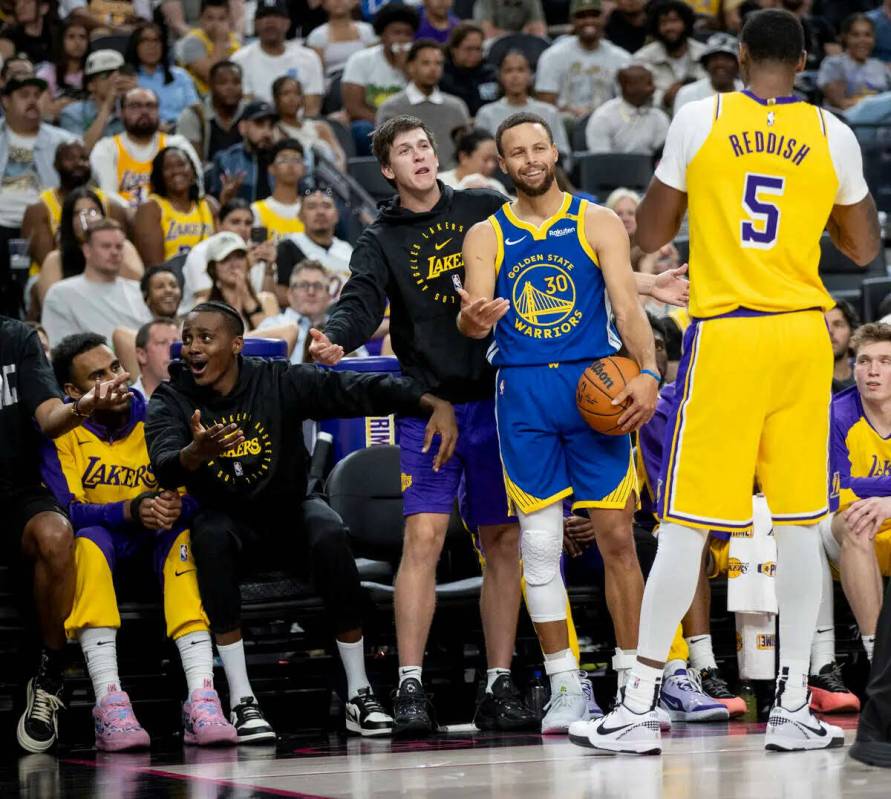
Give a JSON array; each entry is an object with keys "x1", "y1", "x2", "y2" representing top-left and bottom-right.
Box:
[{"x1": 576, "y1": 356, "x2": 641, "y2": 435}]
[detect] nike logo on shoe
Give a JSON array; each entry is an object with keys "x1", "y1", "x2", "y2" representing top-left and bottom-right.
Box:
[
  {"x1": 596, "y1": 719, "x2": 634, "y2": 735},
  {"x1": 797, "y1": 721, "x2": 828, "y2": 737}
]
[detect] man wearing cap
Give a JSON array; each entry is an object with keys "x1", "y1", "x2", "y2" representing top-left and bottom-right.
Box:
[
  {"x1": 207, "y1": 99, "x2": 279, "y2": 203},
  {"x1": 230, "y1": 0, "x2": 323, "y2": 112},
  {"x1": 59, "y1": 50, "x2": 136, "y2": 152},
  {"x1": 673, "y1": 33, "x2": 743, "y2": 115},
  {"x1": 0, "y1": 71, "x2": 78, "y2": 318},
  {"x1": 90, "y1": 87, "x2": 203, "y2": 209},
  {"x1": 535, "y1": 0, "x2": 631, "y2": 122}
]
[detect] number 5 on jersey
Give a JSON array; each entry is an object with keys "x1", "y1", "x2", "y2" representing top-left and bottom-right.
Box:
[{"x1": 741, "y1": 173, "x2": 786, "y2": 250}]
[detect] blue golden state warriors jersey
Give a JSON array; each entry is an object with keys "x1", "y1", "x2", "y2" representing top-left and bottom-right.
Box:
[{"x1": 487, "y1": 193, "x2": 621, "y2": 367}]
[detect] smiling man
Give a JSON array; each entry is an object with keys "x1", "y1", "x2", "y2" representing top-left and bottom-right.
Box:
[{"x1": 145, "y1": 301, "x2": 458, "y2": 742}]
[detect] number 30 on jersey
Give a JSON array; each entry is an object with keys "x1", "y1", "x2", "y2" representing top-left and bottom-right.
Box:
[{"x1": 741, "y1": 173, "x2": 785, "y2": 250}]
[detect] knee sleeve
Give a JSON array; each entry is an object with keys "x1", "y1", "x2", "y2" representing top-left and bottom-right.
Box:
[
  {"x1": 519, "y1": 505, "x2": 567, "y2": 624},
  {"x1": 819, "y1": 514, "x2": 841, "y2": 564}
]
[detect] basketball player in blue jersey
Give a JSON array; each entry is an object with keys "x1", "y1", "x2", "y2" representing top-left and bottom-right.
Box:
[{"x1": 459, "y1": 111, "x2": 661, "y2": 733}]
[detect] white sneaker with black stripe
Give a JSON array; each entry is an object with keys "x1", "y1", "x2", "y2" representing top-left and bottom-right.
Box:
[
  {"x1": 764, "y1": 698, "x2": 845, "y2": 752},
  {"x1": 569, "y1": 702, "x2": 662, "y2": 755},
  {"x1": 345, "y1": 687, "x2": 394, "y2": 737},
  {"x1": 230, "y1": 697, "x2": 276, "y2": 745}
]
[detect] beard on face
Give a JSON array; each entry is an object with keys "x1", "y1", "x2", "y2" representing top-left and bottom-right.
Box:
[
  {"x1": 511, "y1": 163, "x2": 556, "y2": 197},
  {"x1": 125, "y1": 116, "x2": 157, "y2": 137}
]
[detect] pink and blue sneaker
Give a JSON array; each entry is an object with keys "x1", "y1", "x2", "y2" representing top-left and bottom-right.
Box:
[
  {"x1": 93, "y1": 688, "x2": 151, "y2": 752},
  {"x1": 183, "y1": 687, "x2": 238, "y2": 746}
]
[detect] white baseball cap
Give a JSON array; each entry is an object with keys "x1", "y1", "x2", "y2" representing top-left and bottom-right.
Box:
[
  {"x1": 206, "y1": 231, "x2": 248, "y2": 263},
  {"x1": 85, "y1": 49, "x2": 125, "y2": 77}
]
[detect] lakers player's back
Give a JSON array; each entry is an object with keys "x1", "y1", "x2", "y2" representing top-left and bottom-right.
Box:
[{"x1": 668, "y1": 90, "x2": 867, "y2": 319}]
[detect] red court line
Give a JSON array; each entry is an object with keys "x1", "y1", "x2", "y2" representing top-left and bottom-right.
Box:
[{"x1": 63, "y1": 757, "x2": 335, "y2": 799}]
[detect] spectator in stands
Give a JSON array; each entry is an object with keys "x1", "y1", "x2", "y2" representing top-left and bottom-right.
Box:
[
  {"x1": 177, "y1": 60, "x2": 246, "y2": 163},
  {"x1": 43, "y1": 333, "x2": 237, "y2": 752},
  {"x1": 819, "y1": 14, "x2": 891, "y2": 111},
  {"x1": 585, "y1": 63, "x2": 670, "y2": 154},
  {"x1": 815, "y1": 0, "x2": 880, "y2": 32},
  {"x1": 59, "y1": 50, "x2": 135, "y2": 153},
  {"x1": 36, "y1": 17, "x2": 89, "y2": 123},
  {"x1": 868, "y1": 0, "x2": 891, "y2": 63},
  {"x1": 827, "y1": 300, "x2": 860, "y2": 394},
  {"x1": 475, "y1": 50, "x2": 570, "y2": 162},
  {"x1": 0, "y1": 71, "x2": 77, "y2": 318},
  {"x1": 59, "y1": 0, "x2": 181, "y2": 36},
  {"x1": 535, "y1": 0, "x2": 631, "y2": 123},
  {"x1": 251, "y1": 138, "x2": 306, "y2": 242},
  {"x1": 37, "y1": 188, "x2": 144, "y2": 305},
  {"x1": 127, "y1": 21, "x2": 201, "y2": 128},
  {"x1": 205, "y1": 231, "x2": 278, "y2": 330},
  {"x1": 782, "y1": 0, "x2": 839, "y2": 71},
  {"x1": 207, "y1": 99, "x2": 277, "y2": 203},
  {"x1": 25, "y1": 319, "x2": 51, "y2": 357},
  {"x1": 0, "y1": 55, "x2": 35, "y2": 92},
  {"x1": 90, "y1": 87, "x2": 203, "y2": 209},
  {"x1": 341, "y1": 3, "x2": 417, "y2": 156},
  {"x1": 846, "y1": 89, "x2": 891, "y2": 125},
  {"x1": 133, "y1": 317, "x2": 180, "y2": 396},
  {"x1": 42, "y1": 219, "x2": 151, "y2": 346},
  {"x1": 276, "y1": 187, "x2": 353, "y2": 304},
  {"x1": 145, "y1": 301, "x2": 457, "y2": 741},
  {"x1": 259, "y1": 259, "x2": 334, "y2": 363},
  {"x1": 606, "y1": 187, "x2": 640, "y2": 238},
  {"x1": 181, "y1": 198, "x2": 275, "y2": 310},
  {"x1": 416, "y1": 0, "x2": 460, "y2": 45},
  {"x1": 438, "y1": 127, "x2": 506, "y2": 192},
  {"x1": 376, "y1": 40, "x2": 470, "y2": 169},
  {"x1": 177, "y1": 0, "x2": 241, "y2": 96},
  {"x1": 306, "y1": 0, "x2": 377, "y2": 79},
  {"x1": 0, "y1": 0, "x2": 53, "y2": 64},
  {"x1": 673, "y1": 33, "x2": 743, "y2": 114},
  {"x1": 22, "y1": 141, "x2": 129, "y2": 280},
  {"x1": 1, "y1": 316, "x2": 130, "y2": 754},
  {"x1": 439, "y1": 22, "x2": 500, "y2": 117},
  {"x1": 473, "y1": 0, "x2": 547, "y2": 39},
  {"x1": 605, "y1": 0, "x2": 649, "y2": 54},
  {"x1": 273, "y1": 76, "x2": 346, "y2": 172},
  {"x1": 231, "y1": 0, "x2": 324, "y2": 111},
  {"x1": 141, "y1": 263, "x2": 183, "y2": 319},
  {"x1": 635, "y1": 0, "x2": 706, "y2": 111},
  {"x1": 134, "y1": 147, "x2": 217, "y2": 267}
]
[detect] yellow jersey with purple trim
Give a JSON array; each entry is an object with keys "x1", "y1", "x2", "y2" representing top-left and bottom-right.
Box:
[
  {"x1": 115, "y1": 132, "x2": 167, "y2": 207},
  {"x1": 487, "y1": 193, "x2": 620, "y2": 367},
  {"x1": 151, "y1": 194, "x2": 215, "y2": 261}
]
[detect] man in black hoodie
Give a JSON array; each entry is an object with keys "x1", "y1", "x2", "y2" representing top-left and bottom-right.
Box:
[
  {"x1": 145, "y1": 301, "x2": 457, "y2": 742},
  {"x1": 309, "y1": 114, "x2": 690, "y2": 736}
]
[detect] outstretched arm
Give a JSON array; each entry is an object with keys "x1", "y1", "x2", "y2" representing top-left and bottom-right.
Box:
[{"x1": 457, "y1": 221, "x2": 509, "y2": 339}]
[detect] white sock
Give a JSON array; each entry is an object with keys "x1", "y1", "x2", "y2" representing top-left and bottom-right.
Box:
[
  {"x1": 398, "y1": 665, "x2": 422, "y2": 687},
  {"x1": 175, "y1": 631, "x2": 215, "y2": 696},
  {"x1": 663, "y1": 658, "x2": 687, "y2": 679},
  {"x1": 486, "y1": 667, "x2": 511, "y2": 694},
  {"x1": 637, "y1": 523, "x2": 707, "y2": 662},
  {"x1": 862, "y1": 634, "x2": 876, "y2": 662},
  {"x1": 544, "y1": 648, "x2": 580, "y2": 694},
  {"x1": 810, "y1": 542, "x2": 836, "y2": 675},
  {"x1": 217, "y1": 639, "x2": 256, "y2": 704},
  {"x1": 79, "y1": 627, "x2": 120, "y2": 703},
  {"x1": 612, "y1": 648, "x2": 638, "y2": 691},
  {"x1": 622, "y1": 662, "x2": 663, "y2": 714},
  {"x1": 685, "y1": 634, "x2": 718, "y2": 673},
  {"x1": 337, "y1": 637, "x2": 370, "y2": 699},
  {"x1": 774, "y1": 525, "x2": 823, "y2": 709}
]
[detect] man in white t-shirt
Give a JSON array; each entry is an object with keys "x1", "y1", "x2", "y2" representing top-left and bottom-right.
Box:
[
  {"x1": 535, "y1": 0, "x2": 630, "y2": 121},
  {"x1": 231, "y1": 0, "x2": 324, "y2": 113},
  {"x1": 42, "y1": 219, "x2": 152, "y2": 346},
  {"x1": 132, "y1": 317, "x2": 179, "y2": 398},
  {"x1": 89, "y1": 87, "x2": 202, "y2": 209},
  {"x1": 673, "y1": 33, "x2": 744, "y2": 115}
]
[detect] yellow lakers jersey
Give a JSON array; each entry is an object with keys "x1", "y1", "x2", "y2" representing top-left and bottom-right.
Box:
[
  {"x1": 115, "y1": 133, "x2": 167, "y2": 208},
  {"x1": 684, "y1": 92, "x2": 838, "y2": 318},
  {"x1": 151, "y1": 195, "x2": 215, "y2": 260},
  {"x1": 185, "y1": 29, "x2": 240, "y2": 94},
  {"x1": 251, "y1": 199, "x2": 304, "y2": 242}
]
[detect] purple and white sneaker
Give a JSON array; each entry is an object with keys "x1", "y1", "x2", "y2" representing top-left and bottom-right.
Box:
[{"x1": 659, "y1": 665, "x2": 729, "y2": 723}]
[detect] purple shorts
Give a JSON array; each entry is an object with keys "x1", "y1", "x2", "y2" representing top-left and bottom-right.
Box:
[{"x1": 397, "y1": 398, "x2": 514, "y2": 529}]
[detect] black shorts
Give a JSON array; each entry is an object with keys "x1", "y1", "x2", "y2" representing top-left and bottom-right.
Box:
[{"x1": 5, "y1": 486, "x2": 67, "y2": 551}]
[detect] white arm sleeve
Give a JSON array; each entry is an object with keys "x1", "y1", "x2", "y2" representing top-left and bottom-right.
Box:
[
  {"x1": 90, "y1": 138, "x2": 119, "y2": 193},
  {"x1": 822, "y1": 109, "x2": 870, "y2": 207},
  {"x1": 653, "y1": 96, "x2": 715, "y2": 192}
]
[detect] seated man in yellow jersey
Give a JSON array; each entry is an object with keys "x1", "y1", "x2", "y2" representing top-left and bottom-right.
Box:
[
  {"x1": 90, "y1": 87, "x2": 203, "y2": 210},
  {"x1": 22, "y1": 141, "x2": 130, "y2": 282},
  {"x1": 573, "y1": 9, "x2": 880, "y2": 755},
  {"x1": 40, "y1": 333, "x2": 237, "y2": 751},
  {"x1": 176, "y1": 0, "x2": 241, "y2": 97},
  {"x1": 251, "y1": 139, "x2": 306, "y2": 244}
]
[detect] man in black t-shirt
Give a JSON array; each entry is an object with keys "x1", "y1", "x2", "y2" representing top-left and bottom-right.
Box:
[{"x1": 0, "y1": 316, "x2": 131, "y2": 753}]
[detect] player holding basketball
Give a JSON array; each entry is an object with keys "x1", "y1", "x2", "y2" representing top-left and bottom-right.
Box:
[
  {"x1": 570, "y1": 8, "x2": 880, "y2": 755},
  {"x1": 458, "y1": 111, "x2": 660, "y2": 733}
]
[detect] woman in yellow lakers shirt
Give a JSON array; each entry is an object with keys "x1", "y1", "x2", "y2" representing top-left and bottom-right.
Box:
[{"x1": 133, "y1": 147, "x2": 217, "y2": 266}]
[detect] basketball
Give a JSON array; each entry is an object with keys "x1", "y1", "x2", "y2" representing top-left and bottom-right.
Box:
[{"x1": 576, "y1": 356, "x2": 641, "y2": 435}]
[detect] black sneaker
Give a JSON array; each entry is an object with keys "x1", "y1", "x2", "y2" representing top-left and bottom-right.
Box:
[
  {"x1": 699, "y1": 667, "x2": 747, "y2": 718},
  {"x1": 809, "y1": 663, "x2": 861, "y2": 714},
  {"x1": 345, "y1": 687, "x2": 394, "y2": 737},
  {"x1": 391, "y1": 678, "x2": 435, "y2": 738},
  {"x1": 17, "y1": 654, "x2": 65, "y2": 753},
  {"x1": 229, "y1": 697, "x2": 276, "y2": 744},
  {"x1": 474, "y1": 674, "x2": 539, "y2": 731}
]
